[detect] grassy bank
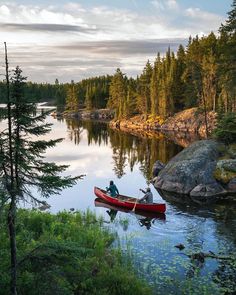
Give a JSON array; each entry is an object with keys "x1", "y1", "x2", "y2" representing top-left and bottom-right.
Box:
[{"x1": 0, "y1": 209, "x2": 151, "y2": 295}]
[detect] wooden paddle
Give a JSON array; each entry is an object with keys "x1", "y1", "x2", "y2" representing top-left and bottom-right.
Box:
[{"x1": 132, "y1": 189, "x2": 141, "y2": 212}]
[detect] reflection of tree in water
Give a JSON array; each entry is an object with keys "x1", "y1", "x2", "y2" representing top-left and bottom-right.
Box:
[
  {"x1": 84, "y1": 121, "x2": 109, "y2": 146},
  {"x1": 64, "y1": 119, "x2": 182, "y2": 181},
  {"x1": 109, "y1": 129, "x2": 182, "y2": 181},
  {"x1": 65, "y1": 119, "x2": 109, "y2": 146},
  {"x1": 112, "y1": 147, "x2": 127, "y2": 178},
  {"x1": 66, "y1": 119, "x2": 83, "y2": 145}
]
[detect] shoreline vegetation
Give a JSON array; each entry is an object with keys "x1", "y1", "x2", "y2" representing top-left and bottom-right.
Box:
[
  {"x1": 0, "y1": 208, "x2": 151, "y2": 295},
  {"x1": 56, "y1": 106, "x2": 217, "y2": 146}
]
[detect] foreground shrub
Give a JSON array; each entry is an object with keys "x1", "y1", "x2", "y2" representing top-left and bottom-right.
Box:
[{"x1": 0, "y1": 209, "x2": 151, "y2": 295}]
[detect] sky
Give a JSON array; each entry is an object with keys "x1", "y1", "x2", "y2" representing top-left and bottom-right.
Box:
[{"x1": 0, "y1": 0, "x2": 233, "y2": 83}]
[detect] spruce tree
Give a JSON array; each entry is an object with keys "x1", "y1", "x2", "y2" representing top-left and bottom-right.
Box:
[
  {"x1": 219, "y1": 0, "x2": 236, "y2": 112},
  {"x1": 85, "y1": 84, "x2": 93, "y2": 110},
  {"x1": 151, "y1": 53, "x2": 161, "y2": 116},
  {"x1": 0, "y1": 44, "x2": 81, "y2": 294},
  {"x1": 108, "y1": 69, "x2": 127, "y2": 119},
  {"x1": 137, "y1": 61, "x2": 153, "y2": 116},
  {"x1": 66, "y1": 81, "x2": 78, "y2": 112}
]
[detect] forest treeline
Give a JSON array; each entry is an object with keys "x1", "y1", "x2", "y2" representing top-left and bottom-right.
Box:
[
  {"x1": 0, "y1": 1, "x2": 235, "y2": 119},
  {"x1": 108, "y1": 2, "x2": 236, "y2": 119},
  {"x1": 0, "y1": 76, "x2": 111, "y2": 111}
]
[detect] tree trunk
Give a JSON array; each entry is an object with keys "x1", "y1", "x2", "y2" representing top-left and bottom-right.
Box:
[
  {"x1": 202, "y1": 94, "x2": 209, "y2": 139},
  {"x1": 5, "y1": 42, "x2": 18, "y2": 295},
  {"x1": 8, "y1": 197, "x2": 17, "y2": 295}
]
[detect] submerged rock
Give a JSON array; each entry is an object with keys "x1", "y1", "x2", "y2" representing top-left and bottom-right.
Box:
[{"x1": 153, "y1": 140, "x2": 228, "y2": 200}]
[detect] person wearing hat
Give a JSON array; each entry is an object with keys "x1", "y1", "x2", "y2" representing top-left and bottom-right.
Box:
[{"x1": 139, "y1": 187, "x2": 153, "y2": 203}]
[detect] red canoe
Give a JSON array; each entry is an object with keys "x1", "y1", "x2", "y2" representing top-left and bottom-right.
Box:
[
  {"x1": 94, "y1": 187, "x2": 166, "y2": 213},
  {"x1": 94, "y1": 198, "x2": 166, "y2": 220}
]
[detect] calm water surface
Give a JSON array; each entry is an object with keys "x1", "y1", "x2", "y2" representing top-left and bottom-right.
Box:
[
  {"x1": 43, "y1": 118, "x2": 236, "y2": 294},
  {"x1": 21, "y1": 117, "x2": 236, "y2": 293}
]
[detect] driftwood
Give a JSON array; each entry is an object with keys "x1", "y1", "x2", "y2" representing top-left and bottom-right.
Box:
[
  {"x1": 187, "y1": 251, "x2": 233, "y2": 262},
  {"x1": 175, "y1": 244, "x2": 233, "y2": 262}
]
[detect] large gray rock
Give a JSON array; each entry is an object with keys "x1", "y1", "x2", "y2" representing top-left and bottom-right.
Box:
[
  {"x1": 153, "y1": 140, "x2": 226, "y2": 198},
  {"x1": 152, "y1": 160, "x2": 165, "y2": 177}
]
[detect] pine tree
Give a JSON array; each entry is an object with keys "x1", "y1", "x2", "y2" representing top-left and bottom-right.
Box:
[
  {"x1": 107, "y1": 69, "x2": 127, "y2": 119},
  {"x1": 66, "y1": 81, "x2": 78, "y2": 112},
  {"x1": 137, "y1": 60, "x2": 153, "y2": 117},
  {"x1": 182, "y1": 36, "x2": 203, "y2": 108},
  {"x1": 219, "y1": 0, "x2": 236, "y2": 112},
  {"x1": 201, "y1": 50, "x2": 217, "y2": 111},
  {"x1": 151, "y1": 53, "x2": 161, "y2": 116},
  {"x1": 0, "y1": 45, "x2": 81, "y2": 294},
  {"x1": 220, "y1": 0, "x2": 236, "y2": 35},
  {"x1": 175, "y1": 45, "x2": 186, "y2": 111},
  {"x1": 85, "y1": 84, "x2": 93, "y2": 110}
]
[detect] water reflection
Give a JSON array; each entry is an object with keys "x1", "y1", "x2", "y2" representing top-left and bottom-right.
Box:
[
  {"x1": 63, "y1": 118, "x2": 182, "y2": 182},
  {"x1": 94, "y1": 198, "x2": 166, "y2": 230},
  {"x1": 163, "y1": 130, "x2": 202, "y2": 148},
  {"x1": 106, "y1": 209, "x2": 118, "y2": 222},
  {"x1": 2, "y1": 112, "x2": 235, "y2": 292},
  {"x1": 159, "y1": 188, "x2": 236, "y2": 253},
  {"x1": 138, "y1": 217, "x2": 153, "y2": 230}
]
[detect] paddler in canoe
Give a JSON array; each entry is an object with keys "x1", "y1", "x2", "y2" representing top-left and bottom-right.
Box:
[
  {"x1": 106, "y1": 180, "x2": 153, "y2": 204},
  {"x1": 139, "y1": 187, "x2": 153, "y2": 203},
  {"x1": 106, "y1": 180, "x2": 119, "y2": 198}
]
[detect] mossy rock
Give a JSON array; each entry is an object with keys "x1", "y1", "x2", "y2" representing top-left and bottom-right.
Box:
[
  {"x1": 228, "y1": 144, "x2": 236, "y2": 159},
  {"x1": 214, "y1": 159, "x2": 236, "y2": 184}
]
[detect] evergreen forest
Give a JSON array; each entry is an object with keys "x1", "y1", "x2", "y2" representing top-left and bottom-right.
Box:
[{"x1": 0, "y1": 2, "x2": 235, "y2": 120}]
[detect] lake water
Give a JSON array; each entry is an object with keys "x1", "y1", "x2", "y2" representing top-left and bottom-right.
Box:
[{"x1": 2, "y1": 115, "x2": 236, "y2": 294}]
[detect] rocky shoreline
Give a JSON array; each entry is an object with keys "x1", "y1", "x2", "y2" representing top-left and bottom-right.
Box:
[
  {"x1": 152, "y1": 140, "x2": 236, "y2": 203},
  {"x1": 110, "y1": 108, "x2": 217, "y2": 139},
  {"x1": 54, "y1": 107, "x2": 217, "y2": 142},
  {"x1": 52, "y1": 108, "x2": 114, "y2": 120}
]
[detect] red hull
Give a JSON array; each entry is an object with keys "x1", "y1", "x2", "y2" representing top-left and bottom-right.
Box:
[
  {"x1": 94, "y1": 198, "x2": 166, "y2": 220},
  {"x1": 94, "y1": 187, "x2": 166, "y2": 213}
]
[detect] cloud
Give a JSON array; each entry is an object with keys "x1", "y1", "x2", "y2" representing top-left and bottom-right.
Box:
[
  {"x1": 0, "y1": 23, "x2": 97, "y2": 33},
  {"x1": 0, "y1": 1, "x2": 225, "y2": 82},
  {"x1": 185, "y1": 7, "x2": 222, "y2": 23},
  {"x1": 56, "y1": 39, "x2": 186, "y2": 56},
  {"x1": 0, "y1": 2, "x2": 223, "y2": 41},
  {"x1": 0, "y1": 39, "x2": 186, "y2": 82},
  {"x1": 0, "y1": 4, "x2": 10, "y2": 16},
  {"x1": 182, "y1": 7, "x2": 223, "y2": 36}
]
